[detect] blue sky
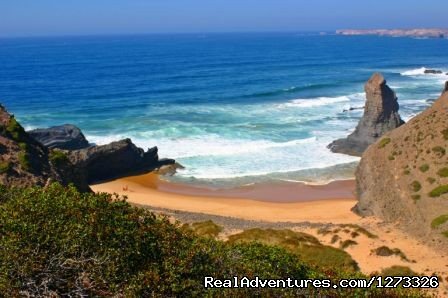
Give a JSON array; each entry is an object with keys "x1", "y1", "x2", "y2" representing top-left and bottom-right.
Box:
[{"x1": 0, "y1": 0, "x2": 447, "y2": 37}]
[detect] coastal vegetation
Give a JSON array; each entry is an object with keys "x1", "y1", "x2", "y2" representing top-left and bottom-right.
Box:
[
  {"x1": 188, "y1": 220, "x2": 223, "y2": 238},
  {"x1": 371, "y1": 246, "x2": 412, "y2": 263},
  {"x1": 227, "y1": 228, "x2": 359, "y2": 272},
  {"x1": 431, "y1": 215, "x2": 448, "y2": 229},
  {"x1": 0, "y1": 161, "x2": 11, "y2": 174},
  {"x1": 0, "y1": 183, "x2": 421, "y2": 297},
  {"x1": 429, "y1": 185, "x2": 448, "y2": 198},
  {"x1": 378, "y1": 137, "x2": 391, "y2": 149}
]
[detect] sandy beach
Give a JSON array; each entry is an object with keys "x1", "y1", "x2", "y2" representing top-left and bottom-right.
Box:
[
  {"x1": 91, "y1": 173, "x2": 359, "y2": 223},
  {"x1": 91, "y1": 173, "x2": 448, "y2": 293}
]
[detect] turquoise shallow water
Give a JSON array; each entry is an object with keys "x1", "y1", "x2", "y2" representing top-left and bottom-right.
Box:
[{"x1": 0, "y1": 33, "x2": 447, "y2": 187}]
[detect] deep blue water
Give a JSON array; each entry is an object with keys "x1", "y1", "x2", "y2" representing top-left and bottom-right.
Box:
[{"x1": 0, "y1": 33, "x2": 447, "y2": 186}]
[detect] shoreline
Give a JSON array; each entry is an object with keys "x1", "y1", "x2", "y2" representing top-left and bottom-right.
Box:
[{"x1": 91, "y1": 173, "x2": 358, "y2": 223}]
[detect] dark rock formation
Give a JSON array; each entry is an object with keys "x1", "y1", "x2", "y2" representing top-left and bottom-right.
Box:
[
  {"x1": 0, "y1": 105, "x2": 89, "y2": 191},
  {"x1": 67, "y1": 139, "x2": 175, "y2": 184},
  {"x1": 443, "y1": 81, "x2": 448, "y2": 95},
  {"x1": 328, "y1": 73, "x2": 404, "y2": 156},
  {"x1": 355, "y1": 90, "x2": 448, "y2": 244},
  {"x1": 343, "y1": 106, "x2": 365, "y2": 113},
  {"x1": 424, "y1": 69, "x2": 443, "y2": 74},
  {"x1": 28, "y1": 124, "x2": 90, "y2": 150}
]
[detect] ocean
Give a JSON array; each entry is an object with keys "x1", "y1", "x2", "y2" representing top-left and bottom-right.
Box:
[{"x1": 0, "y1": 33, "x2": 447, "y2": 187}]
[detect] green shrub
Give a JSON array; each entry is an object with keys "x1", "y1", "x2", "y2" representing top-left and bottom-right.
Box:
[
  {"x1": 0, "y1": 184, "x2": 423, "y2": 297},
  {"x1": 437, "y1": 167, "x2": 448, "y2": 178},
  {"x1": 429, "y1": 185, "x2": 448, "y2": 197},
  {"x1": 432, "y1": 146, "x2": 446, "y2": 157},
  {"x1": 0, "y1": 161, "x2": 11, "y2": 174},
  {"x1": 411, "y1": 195, "x2": 421, "y2": 202},
  {"x1": 427, "y1": 177, "x2": 436, "y2": 184},
  {"x1": 228, "y1": 228, "x2": 359, "y2": 272},
  {"x1": 410, "y1": 181, "x2": 421, "y2": 192},
  {"x1": 403, "y1": 170, "x2": 411, "y2": 175},
  {"x1": 339, "y1": 224, "x2": 378, "y2": 239},
  {"x1": 49, "y1": 150, "x2": 69, "y2": 166},
  {"x1": 381, "y1": 266, "x2": 417, "y2": 277},
  {"x1": 18, "y1": 151, "x2": 31, "y2": 171},
  {"x1": 5, "y1": 117, "x2": 26, "y2": 141},
  {"x1": 419, "y1": 164, "x2": 429, "y2": 173},
  {"x1": 378, "y1": 138, "x2": 391, "y2": 148},
  {"x1": 442, "y1": 128, "x2": 448, "y2": 140},
  {"x1": 340, "y1": 240, "x2": 357, "y2": 250},
  {"x1": 442, "y1": 231, "x2": 448, "y2": 238},
  {"x1": 372, "y1": 246, "x2": 411, "y2": 262},
  {"x1": 189, "y1": 220, "x2": 223, "y2": 238},
  {"x1": 431, "y1": 215, "x2": 448, "y2": 229}
]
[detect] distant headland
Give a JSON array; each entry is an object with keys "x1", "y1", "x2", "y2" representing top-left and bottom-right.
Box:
[{"x1": 336, "y1": 28, "x2": 448, "y2": 39}]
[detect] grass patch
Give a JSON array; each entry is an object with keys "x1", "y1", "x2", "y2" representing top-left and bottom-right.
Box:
[
  {"x1": 429, "y1": 185, "x2": 448, "y2": 198},
  {"x1": 437, "y1": 167, "x2": 448, "y2": 178},
  {"x1": 411, "y1": 195, "x2": 421, "y2": 202},
  {"x1": 340, "y1": 224, "x2": 377, "y2": 239},
  {"x1": 372, "y1": 246, "x2": 411, "y2": 262},
  {"x1": 410, "y1": 181, "x2": 421, "y2": 192},
  {"x1": 419, "y1": 164, "x2": 429, "y2": 173},
  {"x1": 49, "y1": 150, "x2": 69, "y2": 167},
  {"x1": 331, "y1": 235, "x2": 340, "y2": 244},
  {"x1": 432, "y1": 146, "x2": 446, "y2": 157},
  {"x1": 0, "y1": 161, "x2": 11, "y2": 174},
  {"x1": 431, "y1": 215, "x2": 448, "y2": 229},
  {"x1": 5, "y1": 117, "x2": 26, "y2": 141},
  {"x1": 403, "y1": 170, "x2": 410, "y2": 175},
  {"x1": 442, "y1": 128, "x2": 448, "y2": 140},
  {"x1": 228, "y1": 228, "x2": 359, "y2": 272},
  {"x1": 427, "y1": 177, "x2": 436, "y2": 184},
  {"x1": 381, "y1": 266, "x2": 417, "y2": 277},
  {"x1": 340, "y1": 240, "x2": 357, "y2": 250},
  {"x1": 189, "y1": 220, "x2": 223, "y2": 238},
  {"x1": 442, "y1": 231, "x2": 448, "y2": 238},
  {"x1": 378, "y1": 137, "x2": 391, "y2": 148}
]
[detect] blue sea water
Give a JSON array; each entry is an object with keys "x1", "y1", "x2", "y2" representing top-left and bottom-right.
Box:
[{"x1": 0, "y1": 33, "x2": 447, "y2": 187}]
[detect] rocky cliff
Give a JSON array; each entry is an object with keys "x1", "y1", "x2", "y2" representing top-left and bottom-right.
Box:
[
  {"x1": 1, "y1": 104, "x2": 176, "y2": 189},
  {"x1": 0, "y1": 105, "x2": 89, "y2": 191},
  {"x1": 28, "y1": 124, "x2": 90, "y2": 150},
  {"x1": 329, "y1": 73, "x2": 404, "y2": 156},
  {"x1": 67, "y1": 139, "x2": 175, "y2": 184},
  {"x1": 355, "y1": 90, "x2": 448, "y2": 243}
]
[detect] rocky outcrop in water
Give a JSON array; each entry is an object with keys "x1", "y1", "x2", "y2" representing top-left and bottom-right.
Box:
[
  {"x1": 424, "y1": 69, "x2": 443, "y2": 74},
  {"x1": 328, "y1": 73, "x2": 404, "y2": 156},
  {"x1": 67, "y1": 139, "x2": 175, "y2": 184},
  {"x1": 443, "y1": 81, "x2": 448, "y2": 95},
  {"x1": 28, "y1": 124, "x2": 90, "y2": 150},
  {"x1": 355, "y1": 90, "x2": 448, "y2": 244},
  {"x1": 0, "y1": 105, "x2": 89, "y2": 191}
]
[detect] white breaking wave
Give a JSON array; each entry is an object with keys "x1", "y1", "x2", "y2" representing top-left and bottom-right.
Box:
[
  {"x1": 86, "y1": 133, "x2": 359, "y2": 180},
  {"x1": 279, "y1": 93, "x2": 364, "y2": 109},
  {"x1": 401, "y1": 67, "x2": 447, "y2": 77}
]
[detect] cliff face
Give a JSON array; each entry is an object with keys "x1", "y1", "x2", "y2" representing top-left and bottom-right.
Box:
[
  {"x1": 329, "y1": 73, "x2": 404, "y2": 156},
  {"x1": 0, "y1": 105, "x2": 89, "y2": 191},
  {"x1": 355, "y1": 91, "x2": 448, "y2": 242}
]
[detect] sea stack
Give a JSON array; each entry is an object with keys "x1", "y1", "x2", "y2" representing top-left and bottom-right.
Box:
[{"x1": 328, "y1": 73, "x2": 404, "y2": 156}]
